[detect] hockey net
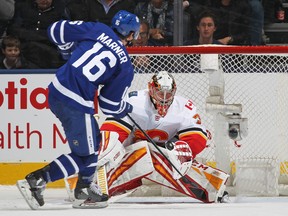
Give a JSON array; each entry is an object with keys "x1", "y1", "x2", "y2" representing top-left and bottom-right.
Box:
[{"x1": 126, "y1": 45, "x2": 288, "y2": 197}]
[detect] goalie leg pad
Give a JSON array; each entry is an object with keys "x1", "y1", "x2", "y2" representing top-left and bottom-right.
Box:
[
  {"x1": 191, "y1": 160, "x2": 230, "y2": 202},
  {"x1": 97, "y1": 131, "x2": 126, "y2": 167},
  {"x1": 67, "y1": 141, "x2": 154, "y2": 202},
  {"x1": 147, "y1": 141, "x2": 192, "y2": 180},
  {"x1": 145, "y1": 149, "x2": 229, "y2": 203},
  {"x1": 97, "y1": 164, "x2": 139, "y2": 203},
  {"x1": 107, "y1": 141, "x2": 155, "y2": 196}
]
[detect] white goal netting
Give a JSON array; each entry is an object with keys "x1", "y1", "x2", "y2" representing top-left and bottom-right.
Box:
[{"x1": 127, "y1": 46, "x2": 288, "y2": 196}]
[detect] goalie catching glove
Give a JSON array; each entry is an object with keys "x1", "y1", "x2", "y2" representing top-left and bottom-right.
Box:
[{"x1": 165, "y1": 140, "x2": 193, "y2": 179}]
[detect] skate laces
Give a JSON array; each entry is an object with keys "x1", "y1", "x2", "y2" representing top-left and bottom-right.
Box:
[
  {"x1": 35, "y1": 178, "x2": 46, "y2": 189},
  {"x1": 89, "y1": 182, "x2": 103, "y2": 196},
  {"x1": 26, "y1": 174, "x2": 46, "y2": 190}
]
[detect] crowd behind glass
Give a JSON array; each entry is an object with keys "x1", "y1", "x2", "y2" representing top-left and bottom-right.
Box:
[{"x1": 0, "y1": 0, "x2": 285, "y2": 69}]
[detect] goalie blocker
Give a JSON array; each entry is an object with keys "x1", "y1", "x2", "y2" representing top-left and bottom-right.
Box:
[{"x1": 66, "y1": 131, "x2": 229, "y2": 203}]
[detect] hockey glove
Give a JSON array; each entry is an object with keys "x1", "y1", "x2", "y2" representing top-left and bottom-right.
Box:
[
  {"x1": 173, "y1": 140, "x2": 193, "y2": 163},
  {"x1": 165, "y1": 140, "x2": 193, "y2": 179},
  {"x1": 113, "y1": 102, "x2": 133, "y2": 119},
  {"x1": 57, "y1": 42, "x2": 76, "y2": 60}
]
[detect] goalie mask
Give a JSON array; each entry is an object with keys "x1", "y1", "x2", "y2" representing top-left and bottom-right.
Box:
[{"x1": 148, "y1": 71, "x2": 176, "y2": 117}]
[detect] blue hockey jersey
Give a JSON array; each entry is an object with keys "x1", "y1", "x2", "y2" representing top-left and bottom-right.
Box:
[{"x1": 47, "y1": 20, "x2": 134, "y2": 115}]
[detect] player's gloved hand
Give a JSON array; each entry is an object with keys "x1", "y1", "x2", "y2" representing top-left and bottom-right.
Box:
[
  {"x1": 166, "y1": 140, "x2": 193, "y2": 163},
  {"x1": 57, "y1": 42, "x2": 75, "y2": 60},
  {"x1": 165, "y1": 140, "x2": 193, "y2": 179},
  {"x1": 113, "y1": 102, "x2": 133, "y2": 119}
]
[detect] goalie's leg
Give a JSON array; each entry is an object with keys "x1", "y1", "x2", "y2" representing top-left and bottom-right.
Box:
[
  {"x1": 106, "y1": 141, "x2": 155, "y2": 197},
  {"x1": 65, "y1": 140, "x2": 154, "y2": 205},
  {"x1": 146, "y1": 150, "x2": 229, "y2": 203}
]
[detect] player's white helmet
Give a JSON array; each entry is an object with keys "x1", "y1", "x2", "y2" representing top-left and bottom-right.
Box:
[{"x1": 148, "y1": 71, "x2": 176, "y2": 117}]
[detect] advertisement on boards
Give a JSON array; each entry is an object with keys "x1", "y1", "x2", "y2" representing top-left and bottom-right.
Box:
[{"x1": 0, "y1": 74, "x2": 70, "y2": 162}]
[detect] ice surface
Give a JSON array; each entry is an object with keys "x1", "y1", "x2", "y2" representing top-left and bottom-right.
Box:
[{"x1": 1, "y1": 185, "x2": 288, "y2": 216}]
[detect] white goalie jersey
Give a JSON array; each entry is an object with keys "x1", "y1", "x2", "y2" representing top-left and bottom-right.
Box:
[
  {"x1": 97, "y1": 89, "x2": 229, "y2": 203},
  {"x1": 101, "y1": 89, "x2": 208, "y2": 158}
]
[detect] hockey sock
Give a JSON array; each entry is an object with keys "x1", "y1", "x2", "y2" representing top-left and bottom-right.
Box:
[
  {"x1": 46, "y1": 153, "x2": 86, "y2": 182},
  {"x1": 78, "y1": 153, "x2": 99, "y2": 184}
]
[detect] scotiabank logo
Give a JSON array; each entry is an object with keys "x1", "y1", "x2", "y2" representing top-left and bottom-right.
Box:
[{"x1": 0, "y1": 77, "x2": 49, "y2": 109}]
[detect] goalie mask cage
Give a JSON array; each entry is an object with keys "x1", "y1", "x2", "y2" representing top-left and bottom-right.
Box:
[{"x1": 127, "y1": 45, "x2": 288, "y2": 197}]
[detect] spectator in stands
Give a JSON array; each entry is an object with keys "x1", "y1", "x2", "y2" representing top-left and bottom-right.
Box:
[
  {"x1": 132, "y1": 19, "x2": 155, "y2": 73},
  {"x1": 0, "y1": 35, "x2": 40, "y2": 69},
  {"x1": 186, "y1": 0, "x2": 210, "y2": 41},
  {"x1": 133, "y1": 19, "x2": 158, "y2": 47},
  {"x1": 0, "y1": 0, "x2": 15, "y2": 40},
  {"x1": 134, "y1": 0, "x2": 175, "y2": 46},
  {"x1": 248, "y1": 0, "x2": 264, "y2": 45},
  {"x1": 7, "y1": 0, "x2": 69, "y2": 68},
  {"x1": 206, "y1": 0, "x2": 252, "y2": 45},
  {"x1": 184, "y1": 11, "x2": 223, "y2": 45},
  {"x1": 66, "y1": 0, "x2": 135, "y2": 26}
]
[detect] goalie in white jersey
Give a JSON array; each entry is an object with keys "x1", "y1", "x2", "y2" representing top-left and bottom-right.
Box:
[{"x1": 97, "y1": 71, "x2": 230, "y2": 203}]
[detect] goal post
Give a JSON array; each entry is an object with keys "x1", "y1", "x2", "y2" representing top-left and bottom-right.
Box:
[{"x1": 126, "y1": 45, "x2": 288, "y2": 196}]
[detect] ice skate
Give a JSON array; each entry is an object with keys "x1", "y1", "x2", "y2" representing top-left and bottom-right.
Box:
[
  {"x1": 74, "y1": 177, "x2": 90, "y2": 200},
  {"x1": 16, "y1": 166, "x2": 48, "y2": 210},
  {"x1": 217, "y1": 191, "x2": 231, "y2": 203},
  {"x1": 25, "y1": 171, "x2": 46, "y2": 206},
  {"x1": 17, "y1": 179, "x2": 40, "y2": 210},
  {"x1": 73, "y1": 182, "x2": 109, "y2": 209}
]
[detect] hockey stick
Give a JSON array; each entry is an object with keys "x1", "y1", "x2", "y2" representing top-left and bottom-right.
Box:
[
  {"x1": 127, "y1": 113, "x2": 185, "y2": 179},
  {"x1": 93, "y1": 114, "x2": 109, "y2": 196},
  {"x1": 96, "y1": 165, "x2": 109, "y2": 195}
]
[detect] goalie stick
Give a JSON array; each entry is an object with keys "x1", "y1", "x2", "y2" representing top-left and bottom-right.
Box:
[{"x1": 96, "y1": 165, "x2": 109, "y2": 195}]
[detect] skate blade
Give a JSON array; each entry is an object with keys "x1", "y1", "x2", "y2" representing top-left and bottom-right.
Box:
[
  {"x1": 72, "y1": 198, "x2": 108, "y2": 209},
  {"x1": 16, "y1": 179, "x2": 40, "y2": 210}
]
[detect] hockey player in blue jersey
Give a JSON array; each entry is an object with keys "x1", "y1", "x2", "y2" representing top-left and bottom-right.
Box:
[{"x1": 16, "y1": 10, "x2": 140, "y2": 209}]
